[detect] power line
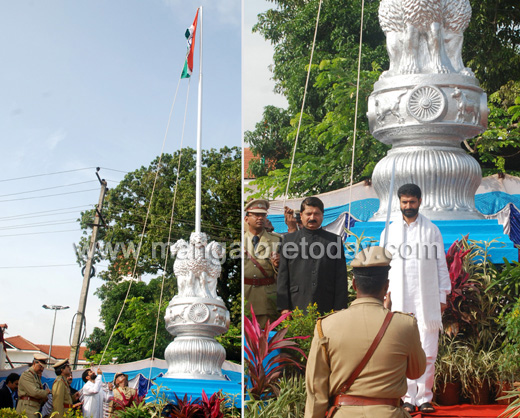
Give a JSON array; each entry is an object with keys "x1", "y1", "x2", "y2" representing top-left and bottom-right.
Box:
[
  {"x1": 100, "y1": 167, "x2": 129, "y2": 174},
  {"x1": 0, "y1": 219, "x2": 77, "y2": 231},
  {"x1": 0, "y1": 188, "x2": 99, "y2": 203},
  {"x1": 0, "y1": 264, "x2": 78, "y2": 269},
  {"x1": 0, "y1": 229, "x2": 81, "y2": 237},
  {"x1": 0, "y1": 180, "x2": 97, "y2": 198},
  {"x1": 0, "y1": 208, "x2": 90, "y2": 222},
  {"x1": 0, "y1": 167, "x2": 129, "y2": 183},
  {"x1": 0, "y1": 205, "x2": 92, "y2": 221},
  {"x1": 0, "y1": 168, "x2": 97, "y2": 182}
]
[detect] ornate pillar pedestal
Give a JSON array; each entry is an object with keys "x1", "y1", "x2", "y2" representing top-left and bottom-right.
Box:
[
  {"x1": 164, "y1": 296, "x2": 229, "y2": 380},
  {"x1": 367, "y1": 74, "x2": 489, "y2": 220},
  {"x1": 163, "y1": 232, "x2": 230, "y2": 380}
]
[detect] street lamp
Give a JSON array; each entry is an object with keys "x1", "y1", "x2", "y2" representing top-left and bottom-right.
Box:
[{"x1": 42, "y1": 305, "x2": 69, "y2": 367}]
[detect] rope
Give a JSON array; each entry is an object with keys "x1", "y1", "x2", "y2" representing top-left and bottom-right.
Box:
[
  {"x1": 97, "y1": 75, "x2": 183, "y2": 368},
  {"x1": 283, "y1": 0, "x2": 323, "y2": 205},
  {"x1": 146, "y1": 79, "x2": 192, "y2": 388},
  {"x1": 346, "y1": 0, "x2": 366, "y2": 233}
]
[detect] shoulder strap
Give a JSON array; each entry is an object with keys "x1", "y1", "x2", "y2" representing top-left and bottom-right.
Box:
[
  {"x1": 316, "y1": 318, "x2": 330, "y2": 365},
  {"x1": 339, "y1": 311, "x2": 394, "y2": 393},
  {"x1": 244, "y1": 248, "x2": 270, "y2": 278}
]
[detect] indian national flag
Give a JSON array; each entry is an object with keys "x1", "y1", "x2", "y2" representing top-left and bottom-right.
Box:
[{"x1": 181, "y1": 9, "x2": 199, "y2": 79}]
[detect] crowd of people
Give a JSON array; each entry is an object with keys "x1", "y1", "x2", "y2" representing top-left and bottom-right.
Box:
[
  {"x1": 0, "y1": 354, "x2": 137, "y2": 418},
  {"x1": 245, "y1": 183, "x2": 451, "y2": 417},
  {"x1": 1, "y1": 182, "x2": 450, "y2": 418}
]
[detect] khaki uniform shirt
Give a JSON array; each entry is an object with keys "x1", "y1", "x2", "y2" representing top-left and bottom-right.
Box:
[
  {"x1": 109, "y1": 386, "x2": 137, "y2": 417},
  {"x1": 16, "y1": 367, "x2": 48, "y2": 417},
  {"x1": 244, "y1": 229, "x2": 281, "y2": 324},
  {"x1": 305, "y1": 298, "x2": 426, "y2": 418},
  {"x1": 52, "y1": 375, "x2": 73, "y2": 418}
]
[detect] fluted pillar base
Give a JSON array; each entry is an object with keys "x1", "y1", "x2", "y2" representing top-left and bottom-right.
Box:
[{"x1": 371, "y1": 140, "x2": 483, "y2": 220}]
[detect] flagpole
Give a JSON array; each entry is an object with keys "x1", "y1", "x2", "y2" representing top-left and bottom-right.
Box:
[{"x1": 195, "y1": 6, "x2": 203, "y2": 234}]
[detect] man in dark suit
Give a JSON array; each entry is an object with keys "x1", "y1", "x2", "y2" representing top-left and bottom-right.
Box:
[
  {"x1": 277, "y1": 196, "x2": 349, "y2": 314},
  {"x1": 0, "y1": 373, "x2": 19, "y2": 409}
]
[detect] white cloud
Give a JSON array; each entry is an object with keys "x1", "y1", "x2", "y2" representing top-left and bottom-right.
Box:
[{"x1": 46, "y1": 128, "x2": 67, "y2": 150}]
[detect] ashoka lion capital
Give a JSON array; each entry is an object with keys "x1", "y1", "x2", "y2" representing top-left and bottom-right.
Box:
[{"x1": 367, "y1": 0, "x2": 489, "y2": 220}]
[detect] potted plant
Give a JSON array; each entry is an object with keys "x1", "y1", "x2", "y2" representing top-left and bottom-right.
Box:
[{"x1": 434, "y1": 334, "x2": 462, "y2": 405}]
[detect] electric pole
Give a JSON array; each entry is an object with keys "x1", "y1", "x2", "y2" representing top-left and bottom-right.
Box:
[{"x1": 69, "y1": 168, "x2": 107, "y2": 368}]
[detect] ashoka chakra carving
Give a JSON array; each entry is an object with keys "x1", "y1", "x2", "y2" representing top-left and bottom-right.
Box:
[
  {"x1": 188, "y1": 303, "x2": 210, "y2": 323},
  {"x1": 407, "y1": 85, "x2": 446, "y2": 122}
]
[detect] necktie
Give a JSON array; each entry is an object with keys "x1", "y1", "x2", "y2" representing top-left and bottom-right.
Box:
[{"x1": 252, "y1": 235, "x2": 260, "y2": 248}]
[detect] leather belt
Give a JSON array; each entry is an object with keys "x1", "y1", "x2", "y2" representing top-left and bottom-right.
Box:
[
  {"x1": 19, "y1": 395, "x2": 41, "y2": 403},
  {"x1": 244, "y1": 277, "x2": 275, "y2": 286},
  {"x1": 333, "y1": 394, "x2": 400, "y2": 407}
]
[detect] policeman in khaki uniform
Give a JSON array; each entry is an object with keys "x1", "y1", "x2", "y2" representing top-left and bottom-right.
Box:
[
  {"x1": 52, "y1": 359, "x2": 73, "y2": 418},
  {"x1": 305, "y1": 247, "x2": 426, "y2": 418},
  {"x1": 244, "y1": 199, "x2": 282, "y2": 328},
  {"x1": 17, "y1": 354, "x2": 51, "y2": 416}
]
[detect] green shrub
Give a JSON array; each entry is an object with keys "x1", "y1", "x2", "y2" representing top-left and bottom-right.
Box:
[{"x1": 245, "y1": 374, "x2": 306, "y2": 418}]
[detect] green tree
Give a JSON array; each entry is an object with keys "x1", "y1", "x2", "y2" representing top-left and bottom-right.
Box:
[
  {"x1": 247, "y1": 0, "x2": 520, "y2": 196},
  {"x1": 466, "y1": 84, "x2": 520, "y2": 176},
  {"x1": 245, "y1": 105, "x2": 292, "y2": 178},
  {"x1": 250, "y1": 59, "x2": 389, "y2": 198},
  {"x1": 79, "y1": 147, "x2": 241, "y2": 363}
]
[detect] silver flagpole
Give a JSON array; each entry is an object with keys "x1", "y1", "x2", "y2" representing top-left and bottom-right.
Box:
[
  {"x1": 383, "y1": 159, "x2": 396, "y2": 247},
  {"x1": 195, "y1": 6, "x2": 203, "y2": 233}
]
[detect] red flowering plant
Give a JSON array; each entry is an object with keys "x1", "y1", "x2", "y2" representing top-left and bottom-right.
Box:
[
  {"x1": 442, "y1": 236, "x2": 482, "y2": 338},
  {"x1": 109, "y1": 389, "x2": 145, "y2": 416},
  {"x1": 244, "y1": 306, "x2": 309, "y2": 400},
  {"x1": 198, "y1": 390, "x2": 225, "y2": 418}
]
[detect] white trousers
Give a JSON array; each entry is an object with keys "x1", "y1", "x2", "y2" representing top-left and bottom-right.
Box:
[{"x1": 403, "y1": 327, "x2": 439, "y2": 406}]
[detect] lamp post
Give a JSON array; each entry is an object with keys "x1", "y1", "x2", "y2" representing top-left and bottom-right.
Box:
[{"x1": 42, "y1": 305, "x2": 69, "y2": 367}]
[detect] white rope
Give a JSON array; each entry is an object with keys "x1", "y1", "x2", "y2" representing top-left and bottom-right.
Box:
[
  {"x1": 283, "y1": 0, "x2": 323, "y2": 206},
  {"x1": 346, "y1": 0, "x2": 366, "y2": 233},
  {"x1": 98, "y1": 75, "x2": 183, "y2": 368},
  {"x1": 146, "y1": 79, "x2": 191, "y2": 387}
]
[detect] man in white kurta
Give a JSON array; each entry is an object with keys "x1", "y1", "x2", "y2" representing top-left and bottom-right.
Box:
[
  {"x1": 81, "y1": 368, "x2": 104, "y2": 418},
  {"x1": 380, "y1": 184, "x2": 451, "y2": 414}
]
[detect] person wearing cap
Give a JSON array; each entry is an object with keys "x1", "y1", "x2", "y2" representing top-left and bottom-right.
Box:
[
  {"x1": 51, "y1": 359, "x2": 73, "y2": 418},
  {"x1": 244, "y1": 198, "x2": 282, "y2": 328},
  {"x1": 108, "y1": 373, "x2": 136, "y2": 418},
  {"x1": 277, "y1": 196, "x2": 348, "y2": 315},
  {"x1": 304, "y1": 247, "x2": 426, "y2": 418},
  {"x1": 16, "y1": 354, "x2": 50, "y2": 416},
  {"x1": 380, "y1": 183, "x2": 451, "y2": 413}
]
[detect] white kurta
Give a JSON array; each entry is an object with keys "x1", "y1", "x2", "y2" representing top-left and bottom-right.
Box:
[
  {"x1": 381, "y1": 213, "x2": 451, "y2": 406},
  {"x1": 82, "y1": 375, "x2": 104, "y2": 418}
]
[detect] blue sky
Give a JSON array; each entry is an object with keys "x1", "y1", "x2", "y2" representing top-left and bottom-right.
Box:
[{"x1": 0, "y1": 0, "x2": 242, "y2": 352}]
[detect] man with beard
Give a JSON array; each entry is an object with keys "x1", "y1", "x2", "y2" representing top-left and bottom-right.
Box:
[
  {"x1": 277, "y1": 196, "x2": 348, "y2": 314},
  {"x1": 81, "y1": 368, "x2": 104, "y2": 418},
  {"x1": 380, "y1": 183, "x2": 451, "y2": 414}
]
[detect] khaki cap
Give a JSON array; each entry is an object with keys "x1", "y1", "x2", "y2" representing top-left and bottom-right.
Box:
[
  {"x1": 34, "y1": 354, "x2": 48, "y2": 364},
  {"x1": 53, "y1": 359, "x2": 69, "y2": 369},
  {"x1": 351, "y1": 246, "x2": 392, "y2": 268},
  {"x1": 245, "y1": 199, "x2": 269, "y2": 214}
]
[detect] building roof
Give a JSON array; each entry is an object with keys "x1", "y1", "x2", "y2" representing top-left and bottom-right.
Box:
[
  {"x1": 37, "y1": 345, "x2": 87, "y2": 361},
  {"x1": 6, "y1": 336, "x2": 87, "y2": 361},
  {"x1": 5, "y1": 335, "x2": 40, "y2": 351}
]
